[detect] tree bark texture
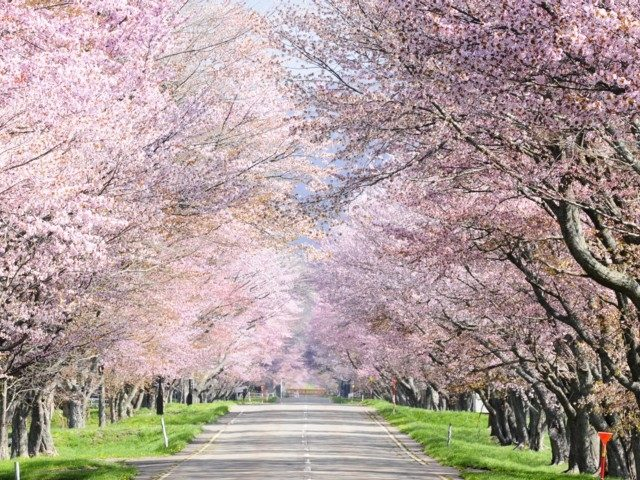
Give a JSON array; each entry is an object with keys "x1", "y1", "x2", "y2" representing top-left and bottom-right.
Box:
[
  {"x1": 98, "y1": 383, "x2": 107, "y2": 428},
  {"x1": 11, "y1": 402, "x2": 29, "y2": 458},
  {"x1": 0, "y1": 380, "x2": 9, "y2": 460},
  {"x1": 28, "y1": 391, "x2": 56, "y2": 457},
  {"x1": 63, "y1": 398, "x2": 86, "y2": 429},
  {"x1": 566, "y1": 408, "x2": 598, "y2": 474}
]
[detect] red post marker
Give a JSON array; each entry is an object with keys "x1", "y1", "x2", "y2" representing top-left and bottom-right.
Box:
[{"x1": 598, "y1": 432, "x2": 613, "y2": 479}]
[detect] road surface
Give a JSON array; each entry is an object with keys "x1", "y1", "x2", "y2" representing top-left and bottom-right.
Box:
[{"x1": 132, "y1": 396, "x2": 461, "y2": 479}]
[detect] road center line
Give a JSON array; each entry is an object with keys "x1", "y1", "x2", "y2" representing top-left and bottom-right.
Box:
[{"x1": 303, "y1": 404, "x2": 311, "y2": 478}]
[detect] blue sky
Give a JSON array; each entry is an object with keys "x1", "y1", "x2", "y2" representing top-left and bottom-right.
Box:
[
  {"x1": 248, "y1": 0, "x2": 277, "y2": 12},
  {"x1": 248, "y1": 0, "x2": 308, "y2": 13}
]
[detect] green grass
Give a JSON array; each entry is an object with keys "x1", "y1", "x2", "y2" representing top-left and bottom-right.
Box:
[
  {"x1": 239, "y1": 395, "x2": 278, "y2": 404},
  {"x1": 367, "y1": 400, "x2": 595, "y2": 480},
  {"x1": 331, "y1": 396, "x2": 363, "y2": 404},
  {"x1": 0, "y1": 402, "x2": 231, "y2": 480}
]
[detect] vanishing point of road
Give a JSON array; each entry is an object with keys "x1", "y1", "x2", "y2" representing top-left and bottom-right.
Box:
[{"x1": 133, "y1": 396, "x2": 462, "y2": 480}]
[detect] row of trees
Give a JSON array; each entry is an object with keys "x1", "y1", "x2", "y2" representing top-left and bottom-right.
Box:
[
  {"x1": 0, "y1": 0, "x2": 312, "y2": 459},
  {"x1": 282, "y1": 1, "x2": 640, "y2": 478}
]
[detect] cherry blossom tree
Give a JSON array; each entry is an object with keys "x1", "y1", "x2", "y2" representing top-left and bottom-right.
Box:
[
  {"x1": 0, "y1": 0, "x2": 312, "y2": 459},
  {"x1": 282, "y1": 1, "x2": 640, "y2": 476}
]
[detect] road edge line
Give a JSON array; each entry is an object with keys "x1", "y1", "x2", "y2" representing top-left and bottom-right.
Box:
[
  {"x1": 154, "y1": 410, "x2": 244, "y2": 480},
  {"x1": 366, "y1": 410, "x2": 457, "y2": 480}
]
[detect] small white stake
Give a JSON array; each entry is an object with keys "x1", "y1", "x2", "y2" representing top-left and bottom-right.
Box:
[
  {"x1": 14, "y1": 461, "x2": 20, "y2": 480},
  {"x1": 161, "y1": 415, "x2": 169, "y2": 448}
]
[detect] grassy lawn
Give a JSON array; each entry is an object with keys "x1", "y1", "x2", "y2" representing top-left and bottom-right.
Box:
[
  {"x1": 367, "y1": 400, "x2": 597, "y2": 480},
  {"x1": 240, "y1": 395, "x2": 278, "y2": 404},
  {"x1": 332, "y1": 396, "x2": 363, "y2": 404},
  {"x1": 0, "y1": 402, "x2": 231, "y2": 480}
]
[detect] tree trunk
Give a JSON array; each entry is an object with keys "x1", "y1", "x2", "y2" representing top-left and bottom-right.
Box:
[
  {"x1": 187, "y1": 379, "x2": 194, "y2": 405},
  {"x1": 0, "y1": 379, "x2": 8, "y2": 460},
  {"x1": 438, "y1": 393, "x2": 448, "y2": 411},
  {"x1": 548, "y1": 411, "x2": 570, "y2": 465},
  {"x1": 590, "y1": 412, "x2": 633, "y2": 479},
  {"x1": 144, "y1": 389, "x2": 156, "y2": 410},
  {"x1": 424, "y1": 384, "x2": 439, "y2": 411},
  {"x1": 125, "y1": 386, "x2": 139, "y2": 417},
  {"x1": 109, "y1": 396, "x2": 116, "y2": 423},
  {"x1": 485, "y1": 394, "x2": 513, "y2": 445},
  {"x1": 453, "y1": 392, "x2": 475, "y2": 411},
  {"x1": 566, "y1": 409, "x2": 598, "y2": 474},
  {"x1": 605, "y1": 437, "x2": 633, "y2": 480},
  {"x1": 508, "y1": 390, "x2": 529, "y2": 447},
  {"x1": 496, "y1": 398, "x2": 514, "y2": 445},
  {"x1": 134, "y1": 390, "x2": 145, "y2": 411},
  {"x1": 527, "y1": 396, "x2": 545, "y2": 452},
  {"x1": 530, "y1": 383, "x2": 567, "y2": 463},
  {"x1": 156, "y1": 377, "x2": 165, "y2": 415},
  {"x1": 28, "y1": 391, "x2": 57, "y2": 456},
  {"x1": 11, "y1": 402, "x2": 29, "y2": 458},
  {"x1": 632, "y1": 430, "x2": 640, "y2": 480},
  {"x1": 64, "y1": 398, "x2": 86, "y2": 429},
  {"x1": 117, "y1": 390, "x2": 126, "y2": 419},
  {"x1": 98, "y1": 383, "x2": 107, "y2": 428}
]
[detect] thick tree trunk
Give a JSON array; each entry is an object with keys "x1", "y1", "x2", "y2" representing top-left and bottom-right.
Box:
[
  {"x1": 0, "y1": 380, "x2": 8, "y2": 460},
  {"x1": 566, "y1": 409, "x2": 598, "y2": 474},
  {"x1": 109, "y1": 396, "x2": 116, "y2": 423},
  {"x1": 485, "y1": 394, "x2": 513, "y2": 445},
  {"x1": 398, "y1": 378, "x2": 421, "y2": 407},
  {"x1": 624, "y1": 436, "x2": 637, "y2": 480},
  {"x1": 186, "y1": 379, "x2": 194, "y2": 405},
  {"x1": 98, "y1": 384, "x2": 107, "y2": 428},
  {"x1": 590, "y1": 412, "x2": 633, "y2": 479},
  {"x1": 605, "y1": 438, "x2": 633, "y2": 480},
  {"x1": 530, "y1": 383, "x2": 567, "y2": 463},
  {"x1": 508, "y1": 390, "x2": 529, "y2": 447},
  {"x1": 438, "y1": 393, "x2": 448, "y2": 411},
  {"x1": 117, "y1": 390, "x2": 126, "y2": 419},
  {"x1": 156, "y1": 377, "x2": 165, "y2": 415},
  {"x1": 134, "y1": 390, "x2": 145, "y2": 411},
  {"x1": 144, "y1": 389, "x2": 157, "y2": 410},
  {"x1": 527, "y1": 396, "x2": 545, "y2": 452},
  {"x1": 28, "y1": 391, "x2": 56, "y2": 456},
  {"x1": 64, "y1": 398, "x2": 86, "y2": 429},
  {"x1": 125, "y1": 386, "x2": 139, "y2": 417},
  {"x1": 455, "y1": 392, "x2": 475, "y2": 412},
  {"x1": 424, "y1": 384, "x2": 439, "y2": 410},
  {"x1": 497, "y1": 399, "x2": 514, "y2": 445},
  {"x1": 548, "y1": 412, "x2": 570, "y2": 465},
  {"x1": 632, "y1": 430, "x2": 640, "y2": 480},
  {"x1": 11, "y1": 402, "x2": 29, "y2": 458}
]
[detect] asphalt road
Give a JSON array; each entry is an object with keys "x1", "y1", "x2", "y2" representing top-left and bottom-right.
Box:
[{"x1": 133, "y1": 396, "x2": 461, "y2": 480}]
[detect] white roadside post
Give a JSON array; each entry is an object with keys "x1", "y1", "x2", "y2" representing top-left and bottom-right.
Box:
[
  {"x1": 161, "y1": 416, "x2": 169, "y2": 448},
  {"x1": 156, "y1": 377, "x2": 169, "y2": 449},
  {"x1": 14, "y1": 461, "x2": 20, "y2": 480}
]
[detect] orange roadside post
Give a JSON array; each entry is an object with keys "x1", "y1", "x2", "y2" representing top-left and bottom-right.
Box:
[{"x1": 598, "y1": 432, "x2": 614, "y2": 479}]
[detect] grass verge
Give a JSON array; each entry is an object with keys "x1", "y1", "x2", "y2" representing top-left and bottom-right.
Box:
[
  {"x1": 367, "y1": 400, "x2": 596, "y2": 480},
  {"x1": 331, "y1": 396, "x2": 362, "y2": 404},
  {"x1": 0, "y1": 402, "x2": 231, "y2": 480},
  {"x1": 240, "y1": 395, "x2": 278, "y2": 404}
]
